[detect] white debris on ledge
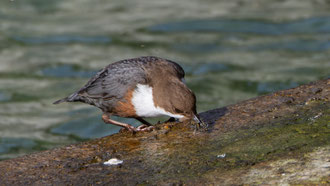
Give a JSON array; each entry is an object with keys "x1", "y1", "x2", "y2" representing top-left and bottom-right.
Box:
[
  {"x1": 217, "y1": 154, "x2": 226, "y2": 158},
  {"x1": 104, "y1": 158, "x2": 123, "y2": 166}
]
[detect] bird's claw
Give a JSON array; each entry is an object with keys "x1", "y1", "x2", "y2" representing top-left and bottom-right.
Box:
[
  {"x1": 119, "y1": 125, "x2": 137, "y2": 133},
  {"x1": 120, "y1": 124, "x2": 154, "y2": 133},
  {"x1": 136, "y1": 124, "x2": 155, "y2": 132}
]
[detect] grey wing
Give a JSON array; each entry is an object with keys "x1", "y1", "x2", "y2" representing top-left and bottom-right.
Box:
[{"x1": 78, "y1": 64, "x2": 147, "y2": 100}]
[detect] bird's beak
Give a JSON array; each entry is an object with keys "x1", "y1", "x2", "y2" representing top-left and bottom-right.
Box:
[{"x1": 193, "y1": 114, "x2": 207, "y2": 128}]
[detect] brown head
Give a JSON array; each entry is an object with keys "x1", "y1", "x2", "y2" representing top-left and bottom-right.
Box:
[{"x1": 144, "y1": 59, "x2": 205, "y2": 126}]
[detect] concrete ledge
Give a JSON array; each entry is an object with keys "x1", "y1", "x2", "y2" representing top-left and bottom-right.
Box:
[{"x1": 0, "y1": 79, "x2": 329, "y2": 185}]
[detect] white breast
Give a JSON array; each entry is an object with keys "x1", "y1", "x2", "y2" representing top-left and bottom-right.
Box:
[{"x1": 131, "y1": 84, "x2": 184, "y2": 119}]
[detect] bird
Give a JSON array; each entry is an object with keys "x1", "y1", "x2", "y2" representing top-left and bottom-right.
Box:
[{"x1": 53, "y1": 56, "x2": 205, "y2": 132}]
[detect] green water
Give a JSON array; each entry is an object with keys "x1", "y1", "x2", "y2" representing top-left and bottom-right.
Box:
[{"x1": 0, "y1": 0, "x2": 329, "y2": 160}]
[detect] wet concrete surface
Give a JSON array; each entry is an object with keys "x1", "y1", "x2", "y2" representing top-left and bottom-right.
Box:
[{"x1": 0, "y1": 79, "x2": 328, "y2": 185}]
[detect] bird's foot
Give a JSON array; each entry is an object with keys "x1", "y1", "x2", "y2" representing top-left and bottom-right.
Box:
[
  {"x1": 136, "y1": 124, "x2": 155, "y2": 132},
  {"x1": 119, "y1": 125, "x2": 138, "y2": 133},
  {"x1": 119, "y1": 124, "x2": 154, "y2": 133}
]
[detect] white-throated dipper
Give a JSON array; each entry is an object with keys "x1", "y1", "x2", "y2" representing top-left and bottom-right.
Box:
[{"x1": 54, "y1": 56, "x2": 205, "y2": 132}]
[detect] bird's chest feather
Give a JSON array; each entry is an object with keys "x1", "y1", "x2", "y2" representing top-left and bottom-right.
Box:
[{"x1": 131, "y1": 84, "x2": 184, "y2": 119}]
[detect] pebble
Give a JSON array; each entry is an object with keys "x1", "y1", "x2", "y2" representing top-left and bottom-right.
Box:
[{"x1": 104, "y1": 158, "x2": 123, "y2": 166}]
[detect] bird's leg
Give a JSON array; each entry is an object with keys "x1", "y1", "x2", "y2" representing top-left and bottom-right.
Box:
[
  {"x1": 135, "y1": 117, "x2": 155, "y2": 132},
  {"x1": 135, "y1": 117, "x2": 152, "y2": 126},
  {"x1": 102, "y1": 114, "x2": 137, "y2": 132}
]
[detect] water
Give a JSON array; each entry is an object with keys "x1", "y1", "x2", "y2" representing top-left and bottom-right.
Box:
[{"x1": 0, "y1": 0, "x2": 329, "y2": 160}]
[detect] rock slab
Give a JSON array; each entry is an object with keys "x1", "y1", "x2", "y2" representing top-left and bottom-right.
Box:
[{"x1": 0, "y1": 79, "x2": 329, "y2": 185}]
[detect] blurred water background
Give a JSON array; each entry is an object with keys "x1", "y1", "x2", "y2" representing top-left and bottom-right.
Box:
[{"x1": 0, "y1": 0, "x2": 329, "y2": 160}]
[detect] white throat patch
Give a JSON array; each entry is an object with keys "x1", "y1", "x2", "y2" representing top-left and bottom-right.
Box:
[{"x1": 131, "y1": 84, "x2": 184, "y2": 119}]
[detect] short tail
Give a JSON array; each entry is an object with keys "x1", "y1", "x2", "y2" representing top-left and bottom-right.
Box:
[
  {"x1": 53, "y1": 97, "x2": 68, "y2": 104},
  {"x1": 53, "y1": 93, "x2": 79, "y2": 104}
]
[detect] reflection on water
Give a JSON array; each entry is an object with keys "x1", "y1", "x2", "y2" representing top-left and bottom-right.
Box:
[{"x1": 0, "y1": 0, "x2": 329, "y2": 160}]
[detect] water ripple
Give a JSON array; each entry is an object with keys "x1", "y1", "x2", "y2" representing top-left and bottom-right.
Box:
[
  {"x1": 148, "y1": 17, "x2": 330, "y2": 35},
  {"x1": 41, "y1": 65, "x2": 96, "y2": 78},
  {"x1": 173, "y1": 39, "x2": 330, "y2": 53},
  {"x1": 12, "y1": 35, "x2": 111, "y2": 44},
  {"x1": 0, "y1": 92, "x2": 12, "y2": 102},
  {"x1": 50, "y1": 116, "x2": 138, "y2": 139}
]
